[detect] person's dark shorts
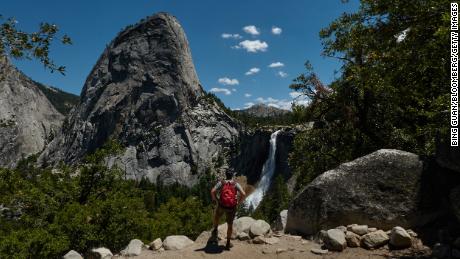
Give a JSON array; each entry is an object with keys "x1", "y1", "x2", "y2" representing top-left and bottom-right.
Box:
[{"x1": 215, "y1": 205, "x2": 236, "y2": 224}]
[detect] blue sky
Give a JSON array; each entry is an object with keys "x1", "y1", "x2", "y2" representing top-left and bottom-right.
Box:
[{"x1": 3, "y1": 0, "x2": 359, "y2": 110}]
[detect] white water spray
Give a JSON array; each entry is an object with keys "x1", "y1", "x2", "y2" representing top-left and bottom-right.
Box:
[{"x1": 245, "y1": 130, "x2": 281, "y2": 210}]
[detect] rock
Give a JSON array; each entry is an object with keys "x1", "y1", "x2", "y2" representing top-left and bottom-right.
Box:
[
  {"x1": 149, "y1": 238, "x2": 163, "y2": 250},
  {"x1": 361, "y1": 230, "x2": 389, "y2": 249},
  {"x1": 347, "y1": 224, "x2": 357, "y2": 230},
  {"x1": 39, "y1": 13, "x2": 240, "y2": 186},
  {"x1": 218, "y1": 223, "x2": 237, "y2": 240},
  {"x1": 432, "y1": 243, "x2": 450, "y2": 258},
  {"x1": 234, "y1": 216, "x2": 255, "y2": 235},
  {"x1": 336, "y1": 226, "x2": 347, "y2": 233},
  {"x1": 345, "y1": 231, "x2": 361, "y2": 247},
  {"x1": 350, "y1": 225, "x2": 368, "y2": 236},
  {"x1": 368, "y1": 228, "x2": 378, "y2": 233},
  {"x1": 273, "y1": 210, "x2": 288, "y2": 232},
  {"x1": 250, "y1": 219, "x2": 271, "y2": 237},
  {"x1": 163, "y1": 235, "x2": 194, "y2": 250},
  {"x1": 63, "y1": 250, "x2": 83, "y2": 259},
  {"x1": 389, "y1": 226, "x2": 412, "y2": 249},
  {"x1": 90, "y1": 247, "x2": 113, "y2": 259},
  {"x1": 311, "y1": 248, "x2": 329, "y2": 255},
  {"x1": 318, "y1": 230, "x2": 328, "y2": 243},
  {"x1": 121, "y1": 239, "x2": 144, "y2": 256},
  {"x1": 285, "y1": 234, "x2": 302, "y2": 241},
  {"x1": 264, "y1": 237, "x2": 280, "y2": 245},
  {"x1": 237, "y1": 232, "x2": 250, "y2": 241},
  {"x1": 195, "y1": 231, "x2": 211, "y2": 244},
  {"x1": 286, "y1": 150, "x2": 428, "y2": 235},
  {"x1": 276, "y1": 248, "x2": 288, "y2": 254},
  {"x1": 407, "y1": 229, "x2": 418, "y2": 238},
  {"x1": 253, "y1": 236, "x2": 266, "y2": 244},
  {"x1": 0, "y1": 56, "x2": 66, "y2": 168},
  {"x1": 324, "y1": 229, "x2": 347, "y2": 251}
]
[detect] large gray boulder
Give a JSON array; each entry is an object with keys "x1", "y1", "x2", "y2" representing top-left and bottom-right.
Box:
[
  {"x1": 63, "y1": 250, "x2": 83, "y2": 259},
  {"x1": 250, "y1": 219, "x2": 271, "y2": 237},
  {"x1": 361, "y1": 230, "x2": 389, "y2": 249},
  {"x1": 163, "y1": 235, "x2": 194, "y2": 250},
  {"x1": 39, "y1": 13, "x2": 240, "y2": 186},
  {"x1": 234, "y1": 216, "x2": 256, "y2": 234},
  {"x1": 273, "y1": 210, "x2": 288, "y2": 232},
  {"x1": 389, "y1": 226, "x2": 412, "y2": 249},
  {"x1": 0, "y1": 56, "x2": 64, "y2": 168},
  {"x1": 286, "y1": 149, "x2": 430, "y2": 235},
  {"x1": 121, "y1": 239, "x2": 144, "y2": 256}
]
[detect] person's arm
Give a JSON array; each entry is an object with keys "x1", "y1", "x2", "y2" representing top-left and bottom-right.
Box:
[
  {"x1": 211, "y1": 187, "x2": 218, "y2": 203},
  {"x1": 236, "y1": 183, "x2": 246, "y2": 204}
]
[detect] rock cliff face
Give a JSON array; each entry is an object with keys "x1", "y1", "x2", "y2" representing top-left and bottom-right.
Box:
[
  {"x1": 40, "y1": 13, "x2": 240, "y2": 185},
  {"x1": 0, "y1": 56, "x2": 64, "y2": 167}
]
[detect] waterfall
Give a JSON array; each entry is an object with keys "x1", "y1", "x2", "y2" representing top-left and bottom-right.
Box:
[{"x1": 245, "y1": 130, "x2": 281, "y2": 210}]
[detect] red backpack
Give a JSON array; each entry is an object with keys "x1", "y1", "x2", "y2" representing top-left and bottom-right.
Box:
[{"x1": 220, "y1": 180, "x2": 238, "y2": 208}]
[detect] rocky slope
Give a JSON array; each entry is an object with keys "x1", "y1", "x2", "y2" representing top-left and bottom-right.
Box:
[
  {"x1": 0, "y1": 56, "x2": 64, "y2": 168},
  {"x1": 236, "y1": 104, "x2": 290, "y2": 118},
  {"x1": 39, "y1": 13, "x2": 240, "y2": 185}
]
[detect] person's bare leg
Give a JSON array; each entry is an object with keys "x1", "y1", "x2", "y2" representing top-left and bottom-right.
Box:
[
  {"x1": 212, "y1": 207, "x2": 223, "y2": 240},
  {"x1": 225, "y1": 210, "x2": 236, "y2": 249}
]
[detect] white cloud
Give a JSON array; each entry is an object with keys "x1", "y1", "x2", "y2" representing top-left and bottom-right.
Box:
[
  {"x1": 272, "y1": 26, "x2": 282, "y2": 35},
  {"x1": 277, "y1": 71, "x2": 288, "y2": 78},
  {"x1": 243, "y1": 25, "x2": 260, "y2": 35},
  {"x1": 255, "y1": 97, "x2": 291, "y2": 110},
  {"x1": 218, "y1": 77, "x2": 239, "y2": 86},
  {"x1": 232, "y1": 88, "x2": 237, "y2": 92},
  {"x1": 244, "y1": 93, "x2": 252, "y2": 98},
  {"x1": 222, "y1": 33, "x2": 242, "y2": 39},
  {"x1": 210, "y1": 88, "x2": 232, "y2": 95},
  {"x1": 236, "y1": 40, "x2": 268, "y2": 53},
  {"x1": 268, "y1": 62, "x2": 284, "y2": 68},
  {"x1": 245, "y1": 67, "x2": 260, "y2": 75}
]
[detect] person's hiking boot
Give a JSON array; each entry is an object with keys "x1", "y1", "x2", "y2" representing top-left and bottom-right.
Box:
[{"x1": 225, "y1": 241, "x2": 233, "y2": 250}]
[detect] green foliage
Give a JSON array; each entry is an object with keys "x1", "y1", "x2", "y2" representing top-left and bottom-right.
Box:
[
  {"x1": 289, "y1": 0, "x2": 450, "y2": 191},
  {"x1": 0, "y1": 15, "x2": 72, "y2": 74},
  {"x1": 0, "y1": 143, "x2": 217, "y2": 258}
]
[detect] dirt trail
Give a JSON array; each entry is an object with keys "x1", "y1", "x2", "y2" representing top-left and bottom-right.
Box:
[{"x1": 117, "y1": 234, "x2": 393, "y2": 259}]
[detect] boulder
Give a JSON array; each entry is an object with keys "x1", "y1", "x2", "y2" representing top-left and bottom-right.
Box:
[
  {"x1": 121, "y1": 239, "x2": 144, "y2": 256},
  {"x1": 90, "y1": 247, "x2": 113, "y2": 259},
  {"x1": 368, "y1": 227, "x2": 377, "y2": 233},
  {"x1": 195, "y1": 231, "x2": 211, "y2": 244},
  {"x1": 361, "y1": 230, "x2": 389, "y2": 249},
  {"x1": 286, "y1": 150, "x2": 427, "y2": 235},
  {"x1": 218, "y1": 223, "x2": 237, "y2": 240},
  {"x1": 273, "y1": 210, "x2": 288, "y2": 232},
  {"x1": 149, "y1": 238, "x2": 163, "y2": 250},
  {"x1": 237, "y1": 232, "x2": 250, "y2": 241},
  {"x1": 335, "y1": 226, "x2": 347, "y2": 233},
  {"x1": 234, "y1": 216, "x2": 255, "y2": 234},
  {"x1": 389, "y1": 226, "x2": 412, "y2": 249},
  {"x1": 345, "y1": 231, "x2": 361, "y2": 247},
  {"x1": 253, "y1": 236, "x2": 266, "y2": 244},
  {"x1": 163, "y1": 235, "x2": 194, "y2": 250},
  {"x1": 250, "y1": 219, "x2": 271, "y2": 237},
  {"x1": 63, "y1": 250, "x2": 83, "y2": 259},
  {"x1": 324, "y1": 229, "x2": 347, "y2": 251},
  {"x1": 350, "y1": 225, "x2": 368, "y2": 236}
]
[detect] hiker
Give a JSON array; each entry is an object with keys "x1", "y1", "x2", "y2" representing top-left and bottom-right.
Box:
[{"x1": 210, "y1": 168, "x2": 246, "y2": 250}]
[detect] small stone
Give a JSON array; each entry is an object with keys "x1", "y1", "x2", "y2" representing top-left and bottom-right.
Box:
[
  {"x1": 286, "y1": 234, "x2": 302, "y2": 241},
  {"x1": 253, "y1": 236, "x2": 266, "y2": 244},
  {"x1": 91, "y1": 247, "x2": 113, "y2": 259},
  {"x1": 311, "y1": 248, "x2": 328, "y2": 255},
  {"x1": 345, "y1": 231, "x2": 361, "y2": 247},
  {"x1": 350, "y1": 225, "x2": 368, "y2": 236},
  {"x1": 276, "y1": 248, "x2": 288, "y2": 254},
  {"x1": 237, "y1": 232, "x2": 250, "y2": 241},
  {"x1": 121, "y1": 239, "x2": 144, "y2": 256},
  {"x1": 361, "y1": 230, "x2": 389, "y2": 249},
  {"x1": 264, "y1": 237, "x2": 280, "y2": 245},
  {"x1": 324, "y1": 229, "x2": 347, "y2": 251},
  {"x1": 368, "y1": 228, "x2": 378, "y2": 232},
  {"x1": 149, "y1": 238, "x2": 163, "y2": 250},
  {"x1": 63, "y1": 250, "x2": 83, "y2": 259},
  {"x1": 389, "y1": 226, "x2": 412, "y2": 249}
]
